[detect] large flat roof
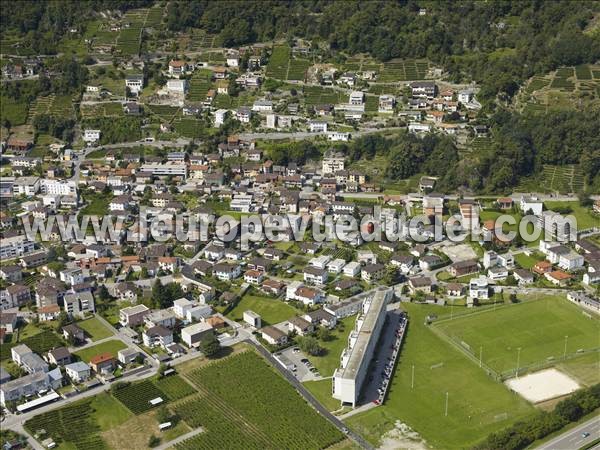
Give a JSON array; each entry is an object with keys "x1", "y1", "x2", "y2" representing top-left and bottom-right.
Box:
[{"x1": 336, "y1": 289, "x2": 389, "y2": 380}]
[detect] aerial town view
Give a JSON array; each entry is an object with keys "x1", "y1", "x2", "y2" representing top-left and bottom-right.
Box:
[{"x1": 0, "y1": 1, "x2": 599, "y2": 449}]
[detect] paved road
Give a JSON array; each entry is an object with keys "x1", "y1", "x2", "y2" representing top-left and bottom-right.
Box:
[
  {"x1": 536, "y1": 415, "x2": 600, "y2": 449},
  {"x1": 154, "y1": 427, "x2": 204, "y2": 450}
]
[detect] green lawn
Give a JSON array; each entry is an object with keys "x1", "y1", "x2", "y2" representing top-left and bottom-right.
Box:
[
  {"x1": 226, "y1": 294, "x2": 300, "y2": 326},
  {"x1": 76, "y1": 316, "x2": 113, "y2": 342},
  {"x1": 514, "y1": 252, "x2": 543, "y2": 269},
  {"x1": 74, "y1": 339, "x2": 127, "y2": 362},
  {"x1": 544, "y1": 201, "x2": 599, "y2": 230},
  {"x1": 304, "y1": 379, "x2": 340, "y2": 412},
  {"x1": 89, "y1": 393, "x2": 132, "y2": 431},
  {"x1": 345, "y1": 303, "x2": 535, "y2": 450},
  {"x1": 434, "y1": 296, "x2": 600, "y2": 375},
  {"x1": 306, "y1": 315, "x2": 357, "y2": 377}
]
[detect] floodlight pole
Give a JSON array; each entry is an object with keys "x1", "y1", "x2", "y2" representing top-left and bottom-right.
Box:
[
  {"x1": 445, "y1": 392, "x2": 449, "y2": 417},
  {"x1": 563, "y1": 335, "x2": 568, "y2": 359},
  {"x1": 516, "y1": 347, "x2": 521, "y2": 378},
  {"x1": 479, "y1": 345, "x2": 483, "y2": 368},
  {"x1": 411, "y1": 364, "x2": 415, "y2": 389}
]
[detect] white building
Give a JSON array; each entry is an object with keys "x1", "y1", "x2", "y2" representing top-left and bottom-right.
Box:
[
  {"x1": 327, "y1": 131, "x2": 351, "y2": 142},
  {"x1": 243, "y1": 310, "x2": 261, "y2": 328},
  {"x1": 309, "y1": 121, "x2": 328, "y2": 133},
  {"x1": 83, "y1": 129, "x2": 101, "y2": 145},
  {"x1": 212, "y1": 108, "x2": 227, "y2": 127},
  {"x1": 65, "y1": 361, "x2": 91, "y2": 382},
  {"x1": 181, "y1": 322, "x2": 214, "y2": 348},
  {"x1": 469, "y1": 276, "x2": 489, "y2": 300},
  {"x1": 63, "y1": 292, "x2": 95, "y2": 318},
  {"x1": 349, "y1": 91, "x2": 364, "y2": 105},
  {"x1": 0, "y1": 235, "x2": 35, "y2": 259},
  {"x1": 125, "y1": 75, "x2": 144, "y2": 95},
  {"x1": 322, "y1": 153, "x2": 345, "y2": 175},
  {"x1": 173, "y1": 298, "x2": 195, "y2": 319},
  {"x1": 166, "y1": 79, "x2": 188, "y2": 95},
  {"x1": 332, "y1": 289, "x2": 391, "y2": 407},
  {"x1": 40, "y1": 179, "x2": 77, "y2": 196},
  {"x1": 520, "y1": 196, "x2": 543, "y2": 216},
  {"x1": 140, "y1": 162, "x2": 187, "y2": 178}
]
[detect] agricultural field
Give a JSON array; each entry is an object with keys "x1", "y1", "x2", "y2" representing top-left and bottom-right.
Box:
[
  {"x1": 146, "y1": 104, "x2": 180, "y2": 121},
  {"x1": 153, "y1": 375, "x2": 196, "y2": 401},
  {"x1": 80, "y1": 102, "x2": 124, "y2": 118},
  {"x1": 379, "y1": 59, "x2": 430, "y2": 82},
  {"x1": 115, "y1": 9, "x2": 148, "y2": 56},
  {"x1": 25, "y1": 400, "x2": 108, "y2": 450},
  {"x1": 173, "y1": 118, "x2": 206, "y2": 139},
  {"x1": 0, "y1": 330, "x2": 63, "y2": 361},
  {"x1": 74, "y1": 339, "x2": 127, "y2": 362},
  {"x1": 76, "y1": 316, "x2": 113, "y2": 342},
  {"x1": 111, "y1": 379, "x2": 168, "y2": 414},
  {"x1": 434, "y1": 296, "x2": 600, "y2": 377},
  {"x1": 179, "y1": 351, "x2": 343, "y2": 450},
  {"x1": 345, "y1": 303, "x2": 535, "y2": 450},
  {"x1": 287, "y1": 58, "x2": 310, "y2": 81},
  {"x1": 303, "y1": 85, "x2": 344, "y2": 105},
  {"x1": 518, "y1": 65, "x2": 600, "y2": 113},
  {"x1": 145, "y1": 6, "x2": 164, "y2": 28},
  {"x1": 266, "y1": 45, "x2": 291, "y2": 79},
  {"x1": 0, "y1": 96, "x2": 28, "y2": 126},
  {"x1": 226, "y1": 293, "x2": 300, "y2": 326},
  {"x1": 515, "y1": 164, "x2": 585, "y2": 194},
  {"x1": 187, "y1": 75, "x2": 212, "y2": 102}
]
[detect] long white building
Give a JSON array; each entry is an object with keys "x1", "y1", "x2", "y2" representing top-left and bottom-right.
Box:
[
  {"x1": 139, "y1": 162, "x2": 188, "y2": 179},
  {"x1": 332, "y1": 288, "x2": 391, "y2": 407},
  {"x1": 40, "y1": 179, "x2": 77, "y2": 196}
]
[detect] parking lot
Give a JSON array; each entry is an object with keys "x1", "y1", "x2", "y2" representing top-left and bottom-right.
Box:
[
  {"x1": 276, "y1": 347, "x2": 323, "y2": 382},
  {"x1": 361, "y1": 308, "x2": 406, "y2": 405}
]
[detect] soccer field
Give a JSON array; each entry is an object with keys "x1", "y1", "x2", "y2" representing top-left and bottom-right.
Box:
[
  {"x1": 434, "y1": 296, "x2": 600, "y2": 376},
  {"x1": 345, "y1": 304, "x2": 535, "y2": 449}
]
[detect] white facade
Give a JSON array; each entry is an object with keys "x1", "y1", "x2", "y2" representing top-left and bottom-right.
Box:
[
  {"x1": 40, "y1": 179, "x2": 77, "y2": 196},
  {"x1": 83, "y1": 129, "x2": 101, "y2": 144},
  {"x1": 332, "y1": 289, "x2": 391, "y2": 406},
  {"x1": 309, "y1": 121, "x2": 328, "y2": 133}
]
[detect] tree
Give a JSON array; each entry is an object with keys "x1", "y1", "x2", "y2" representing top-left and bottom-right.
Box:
[
  {"x1": 297, "y1": 336, "x2": 324, "y2": 356},
  {"x1": 317, "y1": 327, "x2": 332, "y2": 342},
  {"x1": 98, "y1": 285, "x2": 111, "y2": 302},
  {"x1": 148, "y1": 435, "x2": 160, "y2": 448},
  {"x1": 199, "y1": 333, "x2": 221, "y2": 357}
]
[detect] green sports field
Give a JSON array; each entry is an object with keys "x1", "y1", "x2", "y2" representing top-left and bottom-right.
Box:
[
  {"x1": 345, "y1": 303, "x2": 535, "y2": 449},
  {"x1": 434, "y1": 296, "x2": 600, "y2": 376}
]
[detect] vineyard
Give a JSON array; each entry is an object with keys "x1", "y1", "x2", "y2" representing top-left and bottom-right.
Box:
[
  {"x1": 266, "y1": 45, "x2": 291, "y2": 79},
  {"x1": 154, "y1": 375, "x2": 196, "y2": 401},
  {"x1": 116, "y1": 9, "x2": 148, "y2": 56},
  {"x1": 303, "y1": 86, "x2": 344, "y2": 105},
  {"x1": 111, "y1": 380, "x2": 168, "y2": 414},
  {"x1": 24, "y1": 401, "x2": 107, "y2": 450},
  {"x1": 173, "y1": 119, "x2": 205, "y2": 139},
  {"x1": 181, "y1": 351, "x2": 343, "y2": 450},
  {"x1": 147, "y1": 104, "x2": 180, "y2": 121},
  {"x1": 287, "y1": 58, "x2": 310, "y2": 81},
  {"x1": 81, "y1": 102, "x2": 125, "y2": 118},
  {"x1": 515, "y1": 164, "x2": 584, "y2": 194},
  {"x1": 379, "y1": 60, "x2": 430, "y2": 82},
  {"x1": 175, "y1": 396, "x2": 267, "y2": 450},
  {"x1": 187, "y1": 76, "x2": 212, "y2": 102},
  {"x1": 0, "y1": 330, "x2": 64, "y2": 361}
]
